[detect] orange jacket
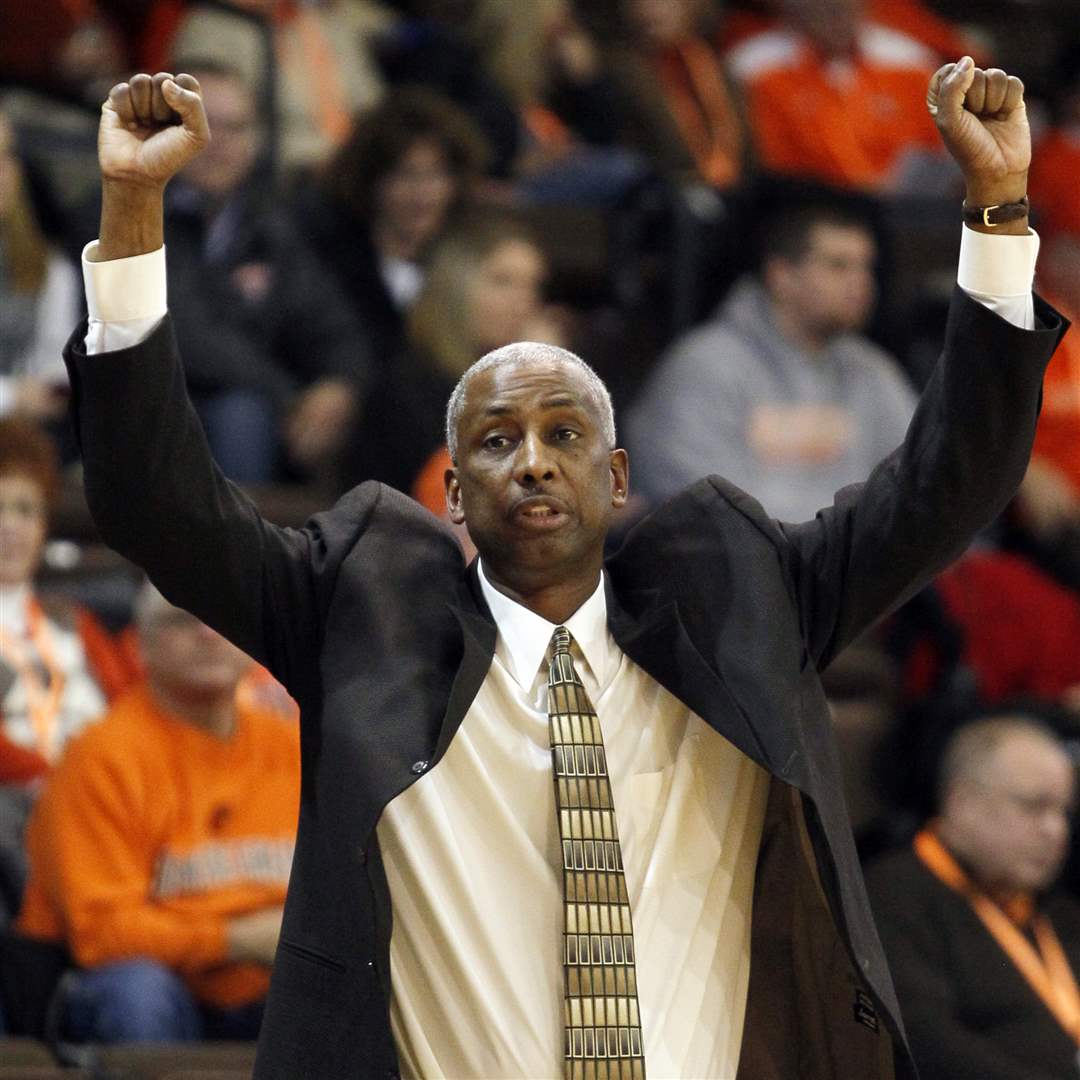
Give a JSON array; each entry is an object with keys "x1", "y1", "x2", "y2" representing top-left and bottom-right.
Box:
[
  {"x1": 19, "y1": 683, "x2": 300, "y2": 1008},
  {"x1": 728, "y1": 23, "x2": 939, "y2": 189}
]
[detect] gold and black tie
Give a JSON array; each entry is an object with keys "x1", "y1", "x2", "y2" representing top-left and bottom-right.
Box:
[{"x1": 548, "y1": 626, "x2": 646, "y2": 1080}]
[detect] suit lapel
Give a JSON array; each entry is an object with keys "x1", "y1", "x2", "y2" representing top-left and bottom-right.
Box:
[
  {"x1": 435, "y1": 561, "x2": 497, "y2": 765},
  {"x1": 605, "y1": 579, "x2": 779, "y2": 775},
  {"x1": 436, "y1": 565, "x2": 791, "y2": 781}
]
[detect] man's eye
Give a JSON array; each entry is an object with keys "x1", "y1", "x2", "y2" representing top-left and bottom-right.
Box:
[
  {"x1": 554, "y1": 428, "x2": 580, "y2": 441},
  {"x1": 483, "y1": 434, "x2": 510, "y2": 449}
]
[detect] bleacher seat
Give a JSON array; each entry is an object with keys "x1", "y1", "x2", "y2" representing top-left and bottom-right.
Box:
[{"x1": 94, "y1": 1043, "x2": 256, "y2": 1079}]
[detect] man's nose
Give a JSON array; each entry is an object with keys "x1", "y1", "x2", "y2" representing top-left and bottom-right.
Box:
[{"x1": 513, "y1": 432, "x2": 556, "y2": 485}]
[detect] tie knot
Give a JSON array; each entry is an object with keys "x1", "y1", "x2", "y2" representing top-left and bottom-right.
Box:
[{"x1": 551, "y1": 626, "x2": 572, "y2": 657}]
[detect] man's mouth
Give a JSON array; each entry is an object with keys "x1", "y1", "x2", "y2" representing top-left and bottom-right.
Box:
[{"x1": 513, "y1": 497, "x2": 569, "y2": 530}]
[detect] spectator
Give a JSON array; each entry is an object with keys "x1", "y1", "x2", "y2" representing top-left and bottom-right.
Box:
[
  {"x1": 897, "y1": 551, "x2": 1080, "y2": 713},
  {"x1": 17, "y1": 583, "x2": 300, "y2": 1043},
  {"x1": 598, "y1": 0, "x2": 748, "y2": 188},
  {"x1": 1028, "y1": 44, "x2": 1080, "y2": 250},
  {"x1": 459, "y1": 0, "x2": 649, "y2": 204},
  {"x1": 1013, "y1": 52, "x2": 1080, "y2": 581},
  {"x1": 720, "y1": 0, "x2": 990, "y2": 65},
  {"x1": 0, "y1": 111, "x2": 79, "y2": 429},
  {"x1": 294, "y1": 87, "x2": 489, "y2": 368},
  {"x1": 168, "y1": 0, "x2": 394, "y2": 173},
  {"x1": 0, "y1": 419, "x2": 129, "y2": 924},
  {"x1": 163, "y1": 59, "x2": 371, "y2": 483},
  {"x1": 626, "y1": 197, "x2": 915, "y2": 520},
  {"x1": 866, "y1": 716, "x2": 1080, "y2": 1080},
  {"x1": 0, "y1": 1, "x2": 127, "y2": 106},
  {"x1": 345, "y1": 217, "x2": 564, "y2": 493},
  {"x1": 0, "y1": 420, "x2": 125, "y2": 766},
  {"x1": 726, "y1": 0, "x2": 949, "y2": 192},
  {"x1": 374, "y1": 0, "x2": 521, "y2": 177}
]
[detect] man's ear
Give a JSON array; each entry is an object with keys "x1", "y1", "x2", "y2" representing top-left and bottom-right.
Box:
[
  {"x1": 446, "y1": 467, "x2": 466, "y2": 524},
  {"x1": 610, "y1": 448, "x2": 629, "y2": 509}
]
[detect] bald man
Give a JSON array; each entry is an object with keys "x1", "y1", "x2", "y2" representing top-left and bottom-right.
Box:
[{"x1": 867, "y1": 717, "x2": 1080, "y2": 1080}]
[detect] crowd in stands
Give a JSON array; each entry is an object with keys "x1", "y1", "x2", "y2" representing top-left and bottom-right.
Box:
[{"x1": 2, "y1": 0, "x2": 1080, "y2": 1075}]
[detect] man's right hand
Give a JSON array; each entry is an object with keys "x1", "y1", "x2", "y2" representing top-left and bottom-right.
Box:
[
  {"x1": 100, "y1": 72, "x2": 209, "y2": 187},
  {"x1": 96, "y1": 72, "x2": 210, "y2": 260},
  {"x1": 226, "y1": 905, "x2": 285, "y2": 967}
]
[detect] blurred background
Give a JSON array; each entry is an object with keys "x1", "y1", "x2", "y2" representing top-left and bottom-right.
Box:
[{"x1": 2, "y1": 1, "x2": 1080, "y2": 1076}]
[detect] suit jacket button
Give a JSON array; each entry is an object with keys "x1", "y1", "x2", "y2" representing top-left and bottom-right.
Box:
[{"x1": 410, "y1": 760, "x2": 429, "y2": 775}]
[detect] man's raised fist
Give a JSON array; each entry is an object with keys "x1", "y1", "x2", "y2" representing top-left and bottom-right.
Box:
[
  {"x1": 927, "y1": 57, "x2": 1029, "y2": 205},
  {"x1": 99, "y1": 72, "x2": 210, "y2": 188}
]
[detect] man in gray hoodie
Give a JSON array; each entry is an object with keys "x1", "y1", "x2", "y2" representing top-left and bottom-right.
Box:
[{"x1": 628, "y1": 201, "x2": 916, "y2": 521}]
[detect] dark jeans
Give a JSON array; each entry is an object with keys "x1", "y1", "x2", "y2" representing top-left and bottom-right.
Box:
[
  {"x1": 194, "y1": 388, "x2": 277, "y2": 484},
  {"x1": 62, "y1": 959, "x2": 264, "y2": 1043}
]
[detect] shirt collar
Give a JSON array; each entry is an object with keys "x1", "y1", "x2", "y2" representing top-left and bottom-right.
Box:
[{"x1": 477, "y1": 560, "x2": 611, "y2": 691}]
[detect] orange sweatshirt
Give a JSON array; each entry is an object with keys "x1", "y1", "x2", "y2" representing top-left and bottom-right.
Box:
[
  {"x1": 19, "y1": 682, "x2": 300, "y2": 1008},
  {"x1": 727, "y1": 22, "x2": 940, "y2": 190}
]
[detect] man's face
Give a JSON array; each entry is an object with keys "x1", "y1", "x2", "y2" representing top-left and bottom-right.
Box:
[
  {"x1": 769, "y1": 223, "x2": 876, "y2": 342},
  {"x1": 141, "y1": 609, "x2": 251, "y2": 703},
  {"x1": 945, "y1": 731, "x2": 1076, "y2": 895},
  {"x1": 181, "y1": 72, "x2": 259, "y2": 198},
  {"x1": 446, "y1": 356, "x2": 628, "y2": 592}
]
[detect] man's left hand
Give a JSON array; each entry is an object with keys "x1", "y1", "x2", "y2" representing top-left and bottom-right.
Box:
[{"x1": 927, "y1": 57, "x2": 1029, "y2": 207}]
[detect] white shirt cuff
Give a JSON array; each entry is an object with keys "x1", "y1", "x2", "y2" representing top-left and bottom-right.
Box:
[
  {"x1": 957, "y1": 225, "x2": 1039, "y2": 297},
  {"x1": 83, "y1": 242, "x2": 167, "y2": 322},
  {"x1": 83, "y1": 242, "x2": 168, "y2": 354}
]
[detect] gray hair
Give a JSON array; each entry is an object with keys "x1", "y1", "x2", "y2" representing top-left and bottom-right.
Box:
[{"x1": 444, "y1": 341, "x2": 616, "y2": 462}]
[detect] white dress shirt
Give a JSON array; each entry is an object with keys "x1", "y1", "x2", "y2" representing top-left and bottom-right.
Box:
[
  {"x1": 378, "y1": 564, "x2": 770, "y2": 1078},
  {"x1": 79, "y1": 226, "x2": 1041, "y2": 1076}
]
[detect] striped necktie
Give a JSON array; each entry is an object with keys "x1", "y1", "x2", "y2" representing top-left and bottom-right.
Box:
[{"x1": 548, "y1": 625, "x2": 646, "y2": 1080}]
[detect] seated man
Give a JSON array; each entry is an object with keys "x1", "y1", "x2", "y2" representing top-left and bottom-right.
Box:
[
  {"x1": 627, "y1": 198, "x2": 916, "y2": 520},
  {"x1": 159, "y1": 58, "x2": 371, "y2": 483},
  {"x1": 866, "y1": 715, "x2": 1080, "y2": 1080},
  {"x1": 16, "y1": 584, "x2": 300, "y2": 1043}
]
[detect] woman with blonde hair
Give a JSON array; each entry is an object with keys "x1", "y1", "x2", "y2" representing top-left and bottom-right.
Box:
[{"x1": 344, "y1": 216, "x2": 565, "y2": 495}]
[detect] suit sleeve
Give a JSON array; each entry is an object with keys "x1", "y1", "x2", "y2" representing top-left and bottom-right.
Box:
[
  {"x1": 779, "y1": 287, "x2": 1068, "y2": 671},
  {"x1": 64, "y1": 315, "x2": 375, "y2": 701}
]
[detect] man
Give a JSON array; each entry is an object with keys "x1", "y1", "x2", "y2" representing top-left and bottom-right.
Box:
[
  {"x1": 726, "y1": 0, "x2": 950, "y2": 192},
  {"x1": 627, "y1": 199, "x2": 916, "y2": 520},
  {"x1": 160, "y1": 59, "x2": 369, "y2": 482},
  {"x1": 17, "y1": 585, "x2": 299, "y2": 1042},
  {"x1": 866, "y1": 716, "x2": 1080, "y2": 1079},
  {"x1": 64, "y1": 60, "x2": 1063, "y2": 1078}
]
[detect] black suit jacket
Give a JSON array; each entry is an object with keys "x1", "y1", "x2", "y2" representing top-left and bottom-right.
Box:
[{"x1": 64, "y1": 288, "x2": 1066, "y2": 1079}]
